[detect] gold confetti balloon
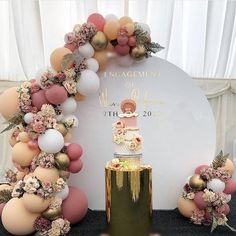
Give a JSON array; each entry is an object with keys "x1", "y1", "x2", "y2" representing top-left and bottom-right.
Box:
[
  {"x1": 91, "y1": 31, "x2": 108, "y2": 51},
  {"x1": 130, "y1": 45, "x2": 146, "y2": 61},
  {"x1": 55, "y1": 153, "x2": 70, "y2": 170},
  {"x1": 56, "y1": 123, "x2": 68, "y2": 137},
  {"x1": 189, "y1": 174, "x2": 206, "y2": 191}
]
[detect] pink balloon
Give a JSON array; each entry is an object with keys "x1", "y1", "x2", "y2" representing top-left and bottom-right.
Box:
[
  {"x1": 194, "y1": 165, "x2": 209, "y2": 174},
  {"x1": 0, "y1": 203, "x2": 5, "y2": 216},
  {"x1": 224, "y1": 204, "x2": 230, "y2": 215},
  {"x1": 193, "y1": 191, "x2": 208, "y2": 210},
  {"x1": 68, "y1": 159, "x2": 83, "y2": 174},
  {"x1": 64, "y1": 43, "x2": 77, "y2": 52},
  {"x1": 117, "y1": 36, "x2": 128, "y2": 46},
  {"x1": 45, "y1": 85, "x2": 68, "y2": 105},
  {"x1": 67, "y1": 143, "x2": 83, "y2": 161},
  {"x1": 115, "y1": 45, "x2": 130, "y2": 56},
  {"x1": 128, "y1": 36, "x2": 136, "y2": 47},
  {"x1": 27, "y1": 140, "x2": 38, "y2": 149},
  {"x1": 62, "y1": 186, "x2": 88, "y2": 224},
  {"x1": 224, "y1": 179, "x2": 236, "y2": 194},
  {"x1": 87, "y1": 13, "x2": 105, "y2": 31},
  {"x1": 31, "y1": 90, "x2": 49, "y2": 110}
]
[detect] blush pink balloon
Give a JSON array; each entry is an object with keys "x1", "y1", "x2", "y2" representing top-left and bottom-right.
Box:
[
  {"x1": 68, "y1": 159, "x2": 83, "y2": 174},
  {"x1": 45, "y1": 85, "x2": 68, "y2": 105},
  {"x1": 31, "y1": 90, "x2": 49, "y2": 110},
  {"x1": 128, "y1": 36, "x2": 136, "y2": 47},
  {"x1": 27, "y1": 140, "x2": 38, "y2": 149},
  {"x1": 193, "y1": 191, "x2": 208, "y2": 210},
  {"x1": 62, "y1": 186, "x2": 88, "y2": 224},
  {"x1": 115, "y1": 45, "x2": 130, "y2": 56},
  {"x1": 87, "y1": 13, "x2": 105, "y2": 31},
  {"x1": 64, "y1": 43, "x2": 77, "y2": 52},
  {"x1": 194, "y1": 165, "x2": 209, "y2": 174},
  {"x1": 0, "y1": 203, "x2": 5, "y2": 216},
  {"x1": 117, "y1": 36, "x2": 128, "y2": 46},
  {"x1": 224, "y1": 179, "x2": 236, "y2": 194},
  {"x1": 67, "y1": 143, "x2": 83, "y2": 161}
]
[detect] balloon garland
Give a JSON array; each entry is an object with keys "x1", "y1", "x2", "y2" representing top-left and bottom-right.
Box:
[
  {"x1": 178, "y1": 151, "x2": 236, "y2": 232},
  {"x1": 0, "y1": 13, "x2": 163, "y2": 235}
]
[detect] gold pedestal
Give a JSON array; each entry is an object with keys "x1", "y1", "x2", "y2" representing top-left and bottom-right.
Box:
[{"x1": 105, "y1": 167, "x2": 152, "y2": 236}]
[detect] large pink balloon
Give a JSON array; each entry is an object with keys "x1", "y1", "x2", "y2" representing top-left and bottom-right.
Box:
[
  {"x1": 87, "y1": 13, "x2": 105, "y2": 31},
  {"x1": 31, "y1": 90, "x2": 49, "y2": 110},
  {"x1": 194, "y1": 165, "x2": 209, "y2": 174},
  {"x1": 224, "y1": 179, "x2": 236, "y2": 194},
  {"x1": 67, "y1": 143, "x2": 83, "y2": 161},
  {"x1": 68, "y1": 159, "x2": 83, "y2": 173},
  {"x1": 62, "y1": 186, "x2": 88, "y2": 224},
  {"x1": 45, "y1": 85, "x2": 68, "y2": 105},
  {"x1": 193, "y1": 191, "x2": 208, "y2": 210}
]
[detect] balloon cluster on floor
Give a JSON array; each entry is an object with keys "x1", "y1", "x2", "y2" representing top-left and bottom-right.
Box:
[
  {"x1": 178, "y1": 151, "x2": 236, "y2": 232},
  {"x1": 0, "y1": 13, "x2": 162, "y2": 235}
]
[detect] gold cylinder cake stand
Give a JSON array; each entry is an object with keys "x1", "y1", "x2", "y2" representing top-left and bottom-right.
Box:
[{"x1": 105, "y1": 166, "x2": 152, "y2": 236}]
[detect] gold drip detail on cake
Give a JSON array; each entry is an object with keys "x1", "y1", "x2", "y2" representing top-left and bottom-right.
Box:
[
  {"x1": 115, "y1": 170, "x2": 124, "y2": 190},
  {"x1": 129, "y1": 170, "x2": 140, "y2": 202}
]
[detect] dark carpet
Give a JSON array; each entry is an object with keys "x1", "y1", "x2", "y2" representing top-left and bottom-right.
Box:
[{"x1": 1, "y1": 194, "x2": 236, "y2": 236}]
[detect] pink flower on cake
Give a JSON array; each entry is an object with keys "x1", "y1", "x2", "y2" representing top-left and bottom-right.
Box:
[{"x1": 64, "y1": 32, "x2": 76, "y2": 44}]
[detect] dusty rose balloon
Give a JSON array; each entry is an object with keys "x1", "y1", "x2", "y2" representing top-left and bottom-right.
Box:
[
  {"x1": 67, "y1": 143, "x2": 83, "y2": 160},
  {"x1": 68, "y1": 159, "x2": 83, "y2": 173},
  {"x1": 62, "y1": 186, "x2": 88, "y2": 224},
  {"x1": 194, "y1": 165, "x2": 209, "y2": 174},
  {"x1": 0, "y1": 87, "x2": 20, "y2": 119},
  {"x1": 87, "y1": 13, "x2": 105, "y2": 31},
  {"x1": 193, "y1": 191, "x2": 208, "y2": 210},
  {"x1": 64, "y1": 43, "x2": 77, "y2": 52},
  {"x1": 2, "y1": 198, "x2": 39, "y2": 235},
  {"x1": 115, "y1": 44, "x2": 130, "y2": 56},
  {"x1": 31, "y1": 90, "x2": 49, "y2": 110},
  {"x1": 223, "y1": 179, "x2": 236, "y2": 194},
  {"x1": 45, "y1": 85, "x2": 68, "y2": 105},
  {"x1": 128, "y1": 36, "x2": 136, "y2": 47},
  {"x1": 27, "y1": 140, "x2": 39, "y2": 149},
  {"x1": 117, "y1": 35, "x2": 128, "y2": 45},
  {"x1": 0, "y1": 203, "x2": 5, "y2": 216},
  {"x1": 224, "y1": 204, "x2": 230, "y2": 215}
]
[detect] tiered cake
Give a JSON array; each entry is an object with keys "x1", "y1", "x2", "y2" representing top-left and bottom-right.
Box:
[{"x1": 105, "y1": 99, "x2": 152, "y2": 236}]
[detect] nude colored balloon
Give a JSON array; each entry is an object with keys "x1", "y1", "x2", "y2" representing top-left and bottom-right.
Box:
[
  {"x1": 12, "y1": 142, "x2": 40, "y2": 167},
  {"x1": 177, "y1": 196, "x2": 198, "y2": 218},
  {"x1": 50, "y1": 47, "x2": 73, "y2": 72},
  {"x1": 125, "y1": 23, "x2": 135, "y2": 36},
  {"x1": 22, "y1": 193, "x2": 51, "y2": 213},
  {"x1": 93, "y1": 51, "x2": 108, "y2": 71},
  {"x1": 103, "y1": 20, "x2": 120, "y2": 40},
  {"x1": 2, "y1": 198, "x2": 39, "y2": 235},
  {"x1": 33, "y1": 167, "x2": 59, "y2": 184},
  {"x1": 119, "y1": 16, "x2": 133, "y2": 26},
  {"x1": 18, "y1": 132, "x2": 30, "y2": 143},
  {"x1": 0, "y1": 87, "x2": 19, "y2": 119}
]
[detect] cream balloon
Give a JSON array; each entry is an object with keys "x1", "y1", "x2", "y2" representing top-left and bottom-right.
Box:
[
  {"x1": 78, "y1": 43, "x2": 94, "y2": 58},
  {"x1": 76, "y1": 69, "x2": 100, "y2": 96},
  {"x1": 207, "y1": 178, "x2": 225, "y2": 193},
  {"x1": 24, "y1": 112, "x2": 34, "y2": 124},
  {"x1": 34, "y1": 167, "x2": 59, "y2": 184},
  {"x1": 60, "y1": 97, "x2": 77, "y2": 115},
  {"x1": 38, "y1": 129, "x2": 64, "y2": 154},
  {"x1": 86, "y1": 58, "x2": 99, "y2": 72},
  {"x1": 55, "y1": 184, "x2": 69, "y2": 200},
  {"x1": 116, "y1": 55, "x2": 134, "y2": 67}
]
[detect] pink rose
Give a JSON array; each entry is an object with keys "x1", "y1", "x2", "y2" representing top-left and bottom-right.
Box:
[{"x1": 64, "y1": 32, "x2": 75, "y2": 44}]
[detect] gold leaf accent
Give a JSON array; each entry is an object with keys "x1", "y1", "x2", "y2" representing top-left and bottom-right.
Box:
[{"x1": 212, "y1": 150, "x2": 229, "y2": 169}]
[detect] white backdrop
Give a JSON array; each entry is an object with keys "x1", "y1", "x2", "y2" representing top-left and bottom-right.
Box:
[{"x1": 70, "y1": 57, "x2": 216, "y2": 210}]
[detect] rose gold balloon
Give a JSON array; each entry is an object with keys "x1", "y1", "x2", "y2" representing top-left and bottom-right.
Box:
[
  {"x1": 33, "y1": 167, "x2": 59, "y2": 184},
  {"x1": 177, "y1": 196, "x2": 198, "y2": 218}
]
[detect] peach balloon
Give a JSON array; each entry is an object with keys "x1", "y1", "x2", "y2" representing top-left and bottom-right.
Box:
[
  {"x1": 0, "y1": 87, "x2": 19, "y2": 119},
  {"x1": 18, "y1": 132, "x2": 30, "y2": 143},
  {"x1": 16, "y1": 171, "x2": 27, "y2": 181},
  {"x1": 103, "y1": 20, "x2": 120, "y2": 40},
  {"x1": 221, "y1": 159, "x2": 234, "y2": 176},
  {"x1": 177, "y1": 196, "x2": 198, "y2": 218},
  {"x1": 33, "y1": 167, "x2": 59, "y2": 184},
  {"x1": 74, "y1": 92, "x2": 86, "y2": 102},
  {"x1": 12, "y1": 142, "x2": 40, "y2": 167},
  {"x1": 125, "y1": 23, "x2": 135, "y2": 36},
  {"x1": 22, "y1": 193, "x2": 51, "y2": 213},
  {"x1": 50, "y1": 47, "x2": 74, "y2": 72},
  {"x1": 64, "y1": 131, "x2": 72, "y2": 143},
  {"x1": 2, "y1": 198, "x2": 39, "y2": 235},
  {"x1": 119, "y1": 16, "x2": 133, "y2": 26},
  {"x1": 93, "y1": 51, "x2": 108, "y2": 71}
]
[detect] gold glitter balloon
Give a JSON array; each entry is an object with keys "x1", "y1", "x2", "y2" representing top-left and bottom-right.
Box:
[
  {"x1": 91, "y1": 31, "x2": 108, "y2": 51},
  {"x1": 189, "y1": 174, "x2": 206, "y2": 191},
  {"x1": 56, "y1": 123, "x2": 68, "y2": 137},
  {"x1": 42, "y1": 207, "x2": 62, "y2": 221},
  {"x1": 130, "y1": 45, "x2": 146, "y2": 61},
  {"x1": 55, "y1": 153, "x2": 70, "y2": 170}
]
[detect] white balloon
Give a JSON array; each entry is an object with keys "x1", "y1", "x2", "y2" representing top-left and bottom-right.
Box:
[
  {"x1": 86, "y1": 58, "x2": 99, "y2": 72},
  {"x1": 186, "y1": 175, "x2": 192, "y2": 184},
  {"x1": 63, "y1": 115, "x2": 79, "y2": 128},
  {"x1": 137, "y1": 22, "x2": 151, "y2": 35},
  {"x1": 116, "y1": 55, "x2": 134, "y2": 67},
  {"x1": 105, "y1": 14, "x2": 118, "y2": 22},
  {"x1": 60, "y1": 97, "x2": 77, "y2": 115},
  {"x1": 76, "y1": 69, "x2": 100, "y2": 96},
  {"x1": 78, "y1": 43, "x2": 94, "y2": 59},
  {"x1": 207, "y1": 178, "x2": 225, "y2": 193},
  {"x1": 38, "y1": 129, "x2": 64, "y2": 154},
  {"x1": 55, "y1": 184, "x2": 69, "y2": 200},
  {"x1": 226, "y1": 194, "x2": 232, "y2": 203},
  {"x1": 24, "y1": 113, "x2": 34, "y2": 124}
]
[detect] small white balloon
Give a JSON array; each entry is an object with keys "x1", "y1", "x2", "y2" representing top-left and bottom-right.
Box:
[
  {"x1": 24, "y1": 113, "x2": 34, "y2": 124},
  {"x1": 86, "y1": 58, "x2": 99, "y2": 72},
  {"x1": 76, "y1": 69, "x2": 100, "y2": 96},
  {"x1": 105, "y1": 14, "x2": 118, "y2": 22},
  {"x1": 60, "y1": 97, "x2": 77, "y2": 115},
  {"x1": 38, "y1": 129, "x2": 64, "y2": 154},
  {"x1": 78, "y1": 43, "x2": 94, "y2": 59},
  {"x1": 55, "y1": 184, "x2": 69, "y2": 200},
  {"x1": 207, "y1": 178, "x2": 225, "y2": 193},
  {"x1": 116, "y1": 55, "x2": 134, "y2": 67},
  {"x1": 137, "y1": 22, "x2": 151, "y2": 35},
  {"x1": 225, "y1": 194, "x2": 232, "y2": 203},
  {"x1": 63, "y1": 115, "x2": 79, "y2": 128}
]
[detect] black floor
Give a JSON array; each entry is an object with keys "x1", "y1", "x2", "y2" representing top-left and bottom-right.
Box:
[{"x1": 1, "y1": 194, "x2": 236, "y2": 236}]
